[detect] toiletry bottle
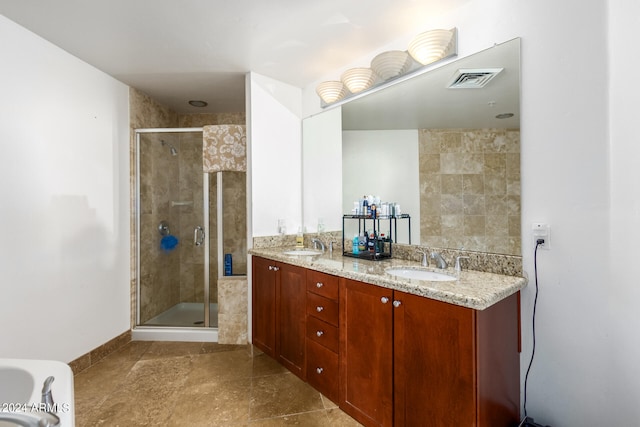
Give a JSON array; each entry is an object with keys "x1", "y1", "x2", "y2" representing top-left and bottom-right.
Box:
[
  {"x1": 358, "y1": 234, "x2": 366, "y2": 252},
  {"x1": 378, "y1": 234, "x2": 386, "y2": 253},
  {"x1": 352, "y1": 234, "x2": 360, "y2": 255},
  {"x1": 296, "y1": 227, "x2": 304, "y2": 248},
  {"x1": 368, "y1": 231, "x2": 376, "y2": 253},
  {"x1": 362, "y1": 196, "x2": 369, "y2": 217},
  {"x1": 371, "y1": 204, "x2": 377, "y2": 219},
  {"x1": 224, "y1": 254, "x2": 232, "y2": 276}
]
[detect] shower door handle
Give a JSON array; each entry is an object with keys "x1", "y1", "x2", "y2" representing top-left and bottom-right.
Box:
[{"x1": 194, "y1": 226, "x2": 205, "y2": 246}]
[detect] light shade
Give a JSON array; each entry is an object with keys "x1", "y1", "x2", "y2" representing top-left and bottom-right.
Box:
[
  {"x1": 341, "y1": 67, "x2": 376, "y2": 93},
  {"x1": 316, "y1": 81, "x2": 347, "y2": 104},
  {"x1": 370, "y1": 50, "x2": 413, "y2": 81},
  {"x1": 407, "y1": 29, "x2": 456, "y2": 65}
]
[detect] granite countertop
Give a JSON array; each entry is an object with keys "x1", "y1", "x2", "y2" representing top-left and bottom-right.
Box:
[{"x1": 250, "y1": 247, "x2": 527, "y2": 311}]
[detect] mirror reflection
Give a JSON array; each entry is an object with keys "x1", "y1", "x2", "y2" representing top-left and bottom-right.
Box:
[{"x1": 305, "y1": 38, "x2": 521, "y2": 256}]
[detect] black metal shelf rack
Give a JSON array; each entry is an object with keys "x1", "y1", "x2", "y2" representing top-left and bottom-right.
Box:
[{"x1": 342, "y1": 214, "x2": 411, "y2": 261}]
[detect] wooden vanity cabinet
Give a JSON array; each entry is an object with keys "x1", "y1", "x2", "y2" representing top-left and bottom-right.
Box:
[
  {"x1": 251, "y1": 257, "x2": 307, "y2": 379},
  {"x1": 252, "y1": 256, "x2": 277, "y2": 358},
  {"x1": 340, "y1": 278, "x2": 520, "y2": 427},
  {"x1": 305, "y1": 270, "x2": 341, "y2": 402}
]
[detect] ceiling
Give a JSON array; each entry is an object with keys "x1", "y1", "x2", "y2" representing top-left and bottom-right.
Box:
[{"x1": 0, "y1": 0, "x2": 471, "y2": 113}]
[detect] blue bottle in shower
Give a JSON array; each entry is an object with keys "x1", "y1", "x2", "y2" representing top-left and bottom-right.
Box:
[{"x1": 224, "y1": 254, "x2": 232, "y2": 276}]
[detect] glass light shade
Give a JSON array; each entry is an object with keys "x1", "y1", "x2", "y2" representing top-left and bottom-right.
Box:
[
  {"x1": 370, "y1": 50, "x2": 413, "y2": 81},
  {"x1": 407, "y1": 29, "x2": 455, "y2": 65},
  {"x1": 341, "y1": 67, "x2": 376, "y2": 93},
  {"x1": 316, "y1": 81, "x2": 347, "y2": 104}
]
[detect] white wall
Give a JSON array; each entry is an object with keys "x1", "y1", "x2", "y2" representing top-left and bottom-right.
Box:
[
  {"x1": 302, "y1": 0, "x2": 628, "y2": 425},
  {"x1": 342, "y1": 130, "x2": 419, "y2": 244},
  {"x1": 608, "y1": 0, "x2": 640, "y2": 417},
  {"x1": 248, "y1": 73, "x2": 303, "y2": 237},
  {"x1": 0, "y1": 16, "x2": 131, "y2": 362}
]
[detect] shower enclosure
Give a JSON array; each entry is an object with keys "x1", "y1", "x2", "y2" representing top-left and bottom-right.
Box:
[{"x1": 134, "y1": 128, "x2": 247, "y2": 339}]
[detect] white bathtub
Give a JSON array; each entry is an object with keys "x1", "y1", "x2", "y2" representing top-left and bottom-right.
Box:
[{"x1": 0, "y1": 358, "x2": 74, "y2": 426}]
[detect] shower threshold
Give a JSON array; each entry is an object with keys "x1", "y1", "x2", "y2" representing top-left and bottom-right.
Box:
[
  {"x1": 144, "y1": 302, "x2": 218, "y2": 327},
  {"x1": 133, "y1": 302, "x2": 219, "y2": 342}
]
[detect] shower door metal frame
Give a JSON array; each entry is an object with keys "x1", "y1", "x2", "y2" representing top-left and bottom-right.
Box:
[{"x1": 134, "y1": 127, "x2": 213, "y2": 328}]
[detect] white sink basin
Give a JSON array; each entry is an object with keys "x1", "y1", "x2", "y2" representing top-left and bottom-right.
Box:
[
  {"x1": 282, "y1": 249, "x2": 323, "y2": 256},
  {"x1": 385, "y1": 267, "x2": 457, "y2": 282},
  {"x1": 0, "y1": 358, "x2": 75, "y2": 426}
]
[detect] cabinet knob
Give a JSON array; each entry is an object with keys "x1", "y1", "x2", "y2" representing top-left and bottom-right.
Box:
[
  {"x1": 393, "y1": 300, "x2": 402, "y2": 308},
  {"x1": 316, "y1": 330, "x2": 324, "y2": 337},
  {"x1": 381, "y1": 297, "x2": 389, "y2": 304},
  {"x1": 316, "y1": 282, "x2": 323, "y2": 288},
  {"x1": 316, "y1": 306, "x2": 324, "y2": 312},
  {"x1": 273, "y1": 266, "x2": 280, "y2": 271},
  {"x1": 268, "y1": 265, "x2": 273, "y2": 270},
  {"x1": 316, "y1": 367, "x2": 324, "y2": 374}
]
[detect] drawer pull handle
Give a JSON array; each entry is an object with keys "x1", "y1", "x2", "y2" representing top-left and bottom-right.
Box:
[
  {"x1": 316, "y1": 330, "x2": 324, "y2": 337},
  {"x1": 316, "y1": 282, "x2": 323, "y2": 288},
  {"x1": 393, "y1": 300, "x2": 402, "y2": 308},
  {"x1": 381, "y1": 297, "x2": 389, "y2": 304},
  {"x1": 316, "y1": 367, "x2": 324, "y2": 374},
  {"x1": 316, "y1": 306, "x2": 324, "y2": 312}
]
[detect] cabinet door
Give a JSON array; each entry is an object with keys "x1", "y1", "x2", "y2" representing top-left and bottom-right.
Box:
[
  {"x1": 252, "y1": 256, "x2": 276, "y2": 357},
  {"x1": 276, "y1": 263, "x2": 307, "y2": 379},
  {"x1": 340, "y1": 279, "x2": 393, "y2": 427},
  {"x1": 394, "y1": 291, "x2": 476, "y2": 427}
]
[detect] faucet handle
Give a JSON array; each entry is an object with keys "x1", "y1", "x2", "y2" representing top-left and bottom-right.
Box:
[{"x1": 455, "y1": 256, "x2": 470, "y2": 273}]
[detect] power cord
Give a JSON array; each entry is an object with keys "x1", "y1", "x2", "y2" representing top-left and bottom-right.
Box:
[{"x1": 523, "y1": 238, "x2": 544, "y2": 420}]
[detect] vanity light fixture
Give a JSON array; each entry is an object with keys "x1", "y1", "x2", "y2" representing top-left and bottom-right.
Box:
[
  {"x1": 341, "y1": 67, "x2": 376, "y2": 93},
  {"x1": 407, "y1": 28, "x2": 456, "y2": 65},
  {"x1": 316, "y1": 81, "x2": 347, "y2": 104},
  {"x1": 370, "y1": 50, "x2": 413, "y2": 81},
  {"x1": 317, "y1": 27, "x2": 457, "y2": 107}
]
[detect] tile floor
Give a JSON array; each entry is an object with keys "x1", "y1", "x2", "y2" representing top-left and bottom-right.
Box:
[{"x1": 73, "y1": 341, "x2": 363, "y2": 426}]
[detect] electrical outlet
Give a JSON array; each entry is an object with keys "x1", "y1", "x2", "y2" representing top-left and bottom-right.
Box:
[{"x1": 532, "y1": 223, "x2": 550, "y2": 250}]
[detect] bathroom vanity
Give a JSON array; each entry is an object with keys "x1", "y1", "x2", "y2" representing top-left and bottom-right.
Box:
[{"x1": 250, "y1": 248, "x2": 525, "y2": 427}]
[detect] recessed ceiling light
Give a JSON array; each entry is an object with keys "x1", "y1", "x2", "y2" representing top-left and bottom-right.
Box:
[
  {"x1": 188, "y1": 100, "x2": 208, "y2": 107},
  {"x1": 495, "y1": 113, "x2": 514, "y2": 119}
]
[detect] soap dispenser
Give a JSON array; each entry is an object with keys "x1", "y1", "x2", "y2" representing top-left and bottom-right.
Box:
[{"x1": 296, "y1": 227, "x2": 304, "y2": 248}]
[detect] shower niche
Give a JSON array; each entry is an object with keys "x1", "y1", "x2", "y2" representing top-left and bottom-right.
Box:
[{"x1": 135, "y1": 128, "x2": 247, "y2": 333}]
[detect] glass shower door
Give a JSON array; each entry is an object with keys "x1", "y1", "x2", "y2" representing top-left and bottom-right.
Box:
[{"x1": 136, "y1": 129, "x2": 215, "y2": 328}]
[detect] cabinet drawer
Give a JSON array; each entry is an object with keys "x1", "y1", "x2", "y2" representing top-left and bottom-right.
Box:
[
  {"x1": 306, "y1": 271, "x2": 339, "y2": 300},
  {"x1": 307, "y1": 292, "x2": 339, "y2": 326},
  {"x1": 306, "y1": 315, "x2": 339, "y2": 353},
  {"x1": 306, "y1": 339, "x2": 339, "y2": 403}
]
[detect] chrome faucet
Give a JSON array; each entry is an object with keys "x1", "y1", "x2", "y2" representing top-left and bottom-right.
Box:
[
  {"x1": 42, "y1": 376, "x2": 55, "y2": 407},
  {"x1": 311, "y1": 237, "x2": 325, "y2": 252},
  {"x1": 430, "y1": 251, "x2": 448, "y2": 269}
]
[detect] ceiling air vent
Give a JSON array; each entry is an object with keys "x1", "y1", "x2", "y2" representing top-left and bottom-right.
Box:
[{"x1": 446, "y1": 68, "x2": 504, "y2": 89}]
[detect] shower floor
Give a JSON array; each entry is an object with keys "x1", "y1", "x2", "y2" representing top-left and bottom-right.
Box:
[{"x1": 144, "y1": 302, "x2": 218, "y2": 328}]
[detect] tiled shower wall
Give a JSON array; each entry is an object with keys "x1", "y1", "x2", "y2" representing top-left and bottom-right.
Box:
[
  {"x1": 130, "y1": 87, "x2": 246, "y2": 325},
  {"x1": 419, "y1": 128, "x2": 521, "y2": 256}
]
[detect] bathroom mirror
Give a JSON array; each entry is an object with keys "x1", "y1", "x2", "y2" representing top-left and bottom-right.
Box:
[{"x1": 302, "y1": 38, "x2": 521, "y2": 256}]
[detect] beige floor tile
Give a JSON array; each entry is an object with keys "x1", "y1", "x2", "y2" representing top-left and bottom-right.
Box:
[
  {"x1": 166, "y1": 378, "x2": 251, "y2": 426},
  {"x1": 250, "y1": 372, "x2": 324, "y2": 420},
  {"x1": 249, "y1": 410, "x2": 330, "y2": 426},
  {"x1": 186, "y1": 349, "x2": 253, "y2": 386},
  {"x1": 141, "y1": 341, "x2": 207, "y2": 359},
  {"x1": 74, "y1": 341, "x2": 361, "y2": 427},
  {"x1": 326, "y1": 408, "x2": 365, "y2": 426},
  {"x1": 251, "y1": 352, "x2": 288, "y2": 378}
]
